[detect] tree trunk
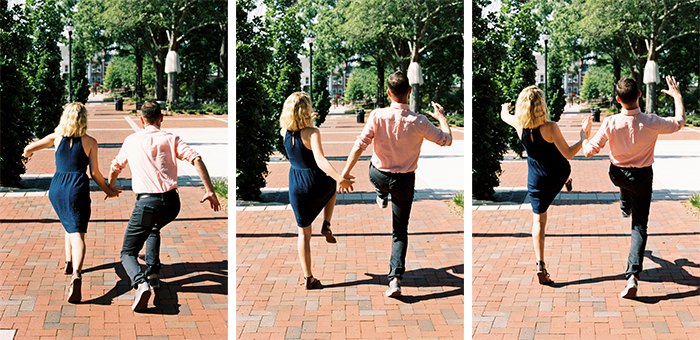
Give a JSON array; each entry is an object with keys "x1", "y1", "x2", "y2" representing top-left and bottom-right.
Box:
[
  {"x1": 612, "y1": 57, "x2": 621, "y2": 109},
  {"x1": 167, "y1": 72, "x2": 177, "y2": 104},
  {"x1": 134, "y1": 46, "x2": 143, "y2": 99},
  {"x1": 155, "y1": 62, "x2": 165, "y2": 100},
  {"x1": 645, "y1": 81, "x2": 656, "y2": 114},
  {"x1": 410, "y1": 83, "x2": 420, "y2": 114}
]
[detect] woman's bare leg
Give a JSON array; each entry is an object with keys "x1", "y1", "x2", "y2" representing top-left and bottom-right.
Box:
[
  {"x1": 298, "y1": 226, "x2": 313, "y2": 278},
  {"x1": 69, "y1": 232, "x2": 86, "y2": 276},
  {"x1": 65, "y1": 232, "x2": 72, "y2": 262},
  {"x1": 323, "y1": 191, "x2": 337, "y2": 223},
  {"x1": 532, "y1": 211, "x2": 548, "y2": 263}
]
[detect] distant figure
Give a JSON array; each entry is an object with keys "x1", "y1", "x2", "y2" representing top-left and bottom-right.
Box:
[
  {"x1": 501, "y1": 86, "x2": 592, "y2": 286},
  {"x1": 23, "y1": 102, "x2": 121, "y2": 303},
  {"x1": 108, "y1": 101, "x2": 221, "y2": 311},
  {"x1": 341, "y1": 71, "x2": 452, "y2": 298},
  {"x1": 280, "y1": 92, "x2": 354, "y2": 290},
  {"x1": 583, "y1": 76, "x2": 685, "y2": 298}
]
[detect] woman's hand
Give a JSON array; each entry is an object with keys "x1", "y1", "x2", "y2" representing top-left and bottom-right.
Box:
[
  {"x1": 22, "y1": 150, "x2": 32, "y2": 158},
  {"x1": 337, "y1": 175, "x2": 355, "y2": 193},
  {"x1": 501, "y1": 103, "x2": 513, "y2": 115}
]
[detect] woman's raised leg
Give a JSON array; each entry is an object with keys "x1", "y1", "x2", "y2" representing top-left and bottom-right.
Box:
[{"x1": 298, "y1": 226, "x2": 313, "y2": 278}]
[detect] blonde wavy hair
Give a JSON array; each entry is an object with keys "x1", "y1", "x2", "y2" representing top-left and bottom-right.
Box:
[
  {"x1": 515, "y1": 86, "x2": 549, "y2": 129},
  {"x1": 279, "y1": 92, "x2": 314, "y2": 131},
  {"x1": 54, "y1": 102, "x2": 88, "y2": 137}
]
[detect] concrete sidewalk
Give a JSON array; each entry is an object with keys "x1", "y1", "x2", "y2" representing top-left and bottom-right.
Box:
[
  {"x1": 472, "y1": 112, "x2": 700, "y2": 339},
  {"x1": 236, "y1": 105, "x2": 465, "y2": 339},
  {"x1": 0, "y1": 101, "x2": 228, "y2": 339}
]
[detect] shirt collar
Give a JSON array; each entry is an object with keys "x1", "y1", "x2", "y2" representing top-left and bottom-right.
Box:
[
  {"x1": 621, "y1": 107, "x2": 641, "y2": 116},
  {"x1": 144, "y1": 124, "x2": 161, "y2": 131},
  {"x1": 390, "y1": 102, "x2": 410, "y2": 111}
]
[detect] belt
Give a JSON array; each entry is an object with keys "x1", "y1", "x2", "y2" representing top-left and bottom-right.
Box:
[{"x1": 137, "y1": 189, "x2": 178, "y2": 200}]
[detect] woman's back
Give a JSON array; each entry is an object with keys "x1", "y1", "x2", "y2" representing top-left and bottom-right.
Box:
[
  {"x1": 284, "y1": 129, "x2": 320, "y2": 171},
  {"x1": 55, "y1": 137, "x2": 89, "y2": 173}
]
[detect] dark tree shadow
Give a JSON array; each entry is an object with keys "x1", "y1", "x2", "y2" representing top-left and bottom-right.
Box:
[
  {"x1": 321, "y1": 264, "x2": 463, "y2": 304},
  {"x1": 79, "y1": 259, "x2": 227, "y2": 314}
]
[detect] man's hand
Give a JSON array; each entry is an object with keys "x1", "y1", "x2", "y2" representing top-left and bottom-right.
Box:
[
  {"x1": 425, "y1": 101, "x2": 446, "y2": 120},
  {"x1": 104, "y1": 184, "x2": 123, "y2": 199},
  {"x1": 201, "y1": 191, "x2": 221, "y2": 212},
  {"x1": 581, "y1": 116, "x2": 593, "y2": 138},
  {"x1": 661, "y1": 75, "x2": 682, "y2": 99}
]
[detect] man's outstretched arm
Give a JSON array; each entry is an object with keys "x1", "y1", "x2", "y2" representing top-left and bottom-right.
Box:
[
  {"x1": 194, "y1": 157, "x2": 221, "y2": 211},
  {"x1": 340, "y1": 145, "x2": 364, "y2": 192}
]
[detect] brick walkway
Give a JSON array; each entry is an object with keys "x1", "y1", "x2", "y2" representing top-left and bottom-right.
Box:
[
  {"x1": 236, "y1": 107, "x2": 465, "y2": 339},
  {"x1": 0, "y1": 96, "x2": 228, "y2": 339},
  {"x1": 472, "y1": 110, "x2": 700, "y2": 339}
]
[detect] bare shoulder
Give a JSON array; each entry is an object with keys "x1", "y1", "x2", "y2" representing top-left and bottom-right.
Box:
[
  {"x1": 301, "y1": 127, "x2": 319, "y2": 138},
  {"x1": 82, "y1": 134, "x2": 97, "y2": 145}
]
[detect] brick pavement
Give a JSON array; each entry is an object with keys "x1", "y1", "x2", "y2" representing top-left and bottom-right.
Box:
[
  {"x1": 472, "y1": 111, "x2": 700, "y2": 339},
  {"x1": 236, "y1": 107, "x2": 465, "y2": 339},
  {"x1": 0, "y1": 97, "x2": 228, "y2": 339}
]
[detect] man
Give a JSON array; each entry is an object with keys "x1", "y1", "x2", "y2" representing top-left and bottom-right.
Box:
[
  {"x1": 583, "y1": 75, "x2": 684, "y2": 298},
  {"x1": 341, "y1": 71, "x2": 452, "y2": 297},
  {"x1": 108, "y1": 101, "x2": 221, "y2": 311}
]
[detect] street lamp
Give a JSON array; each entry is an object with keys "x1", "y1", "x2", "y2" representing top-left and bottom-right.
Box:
[
  {"x1": 66, "y1": 22, "x2": 74, "y2": 103},
  {"x1": 542, "y1": 30, "x2": 550, "y2": 104},
  {"x1": 305, "y1": 35, "x2": 315, "y2": 102}
]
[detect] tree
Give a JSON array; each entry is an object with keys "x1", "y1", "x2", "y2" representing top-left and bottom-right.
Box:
[
  {"x1": 0, "y1": 0, "x2": 34, "y2": 187},
  {"x1": 236, "y1": 0, "x2": 276, "y2": 200},
  {"x1": 580, "y1": 62, "x2": 615, "y2": 101},
  {"x1": 104, "y1": 55, "x2": 136, "y2": 90},
  {"x1": 498, "y1": 0, "x2": 541, "y2": 157},
  {"x1": 25, "y1": 0, "x2": 66, "y2": 137},
  {"x1": 345, "y1": 66, "x2": 378, "y2": 101},
  {"x1": 473, "y1": 0, "x2": 509, "y2": 199}
]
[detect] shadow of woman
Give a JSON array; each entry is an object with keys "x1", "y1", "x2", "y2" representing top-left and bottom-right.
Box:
[
  {"x1": 321, "y1": 264, "x2": 463, "y2": 304},
  {"x1": 78, "y1": 259, "x2": 227, "y2": 314}
]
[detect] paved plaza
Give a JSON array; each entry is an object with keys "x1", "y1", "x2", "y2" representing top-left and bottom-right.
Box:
[
  {"x1": 473, "y1": 107, "x2": 700, "y2": 339},
  {"x1": 0, "y1": 94, "x2": 228, "y2": 339},
  {"x1": 236, "y1": 105, "x2": 465, "y2": 339}
]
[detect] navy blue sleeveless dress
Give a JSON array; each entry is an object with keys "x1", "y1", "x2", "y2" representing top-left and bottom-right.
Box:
[
  {"x1": 48, "y1": 137, "x2": 91, "y2": 233},
  {"x1": 521, "y1": 127, "x2": 571, "y2": 214},
  {"x1": 285, "y1": 130, "x2": 336, "y2": 227}
]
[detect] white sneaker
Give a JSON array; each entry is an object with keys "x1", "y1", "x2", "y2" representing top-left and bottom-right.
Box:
[
  {"x1": 132, "y1": 282, "x2": 152, "y2": 311},
  {"x1": 376, "y1": 195, "x2": 388, "y2": 209},
  {"x1": 620, "y1": 276, "x2": 638, "y2": 299},
  {"x1": 385, "y1": 279, "x2": 401, "y2": 297}
]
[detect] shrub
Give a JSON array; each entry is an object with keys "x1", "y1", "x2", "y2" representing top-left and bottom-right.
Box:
[
  {"x1": 690, "y1": 193, "x2": 700, "y2": 210},
  {"x1": 453, "y1": 191, "x2": 464, "y2": 208}
]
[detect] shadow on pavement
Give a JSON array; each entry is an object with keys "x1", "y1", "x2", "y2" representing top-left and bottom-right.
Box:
[
  {"x1": 79, "y1": 260, "x2": 227, "y2": 314},
  {"x1": 0, "y1": 216, "x2": 226, "y2": 224},
  {"x1": 237, "y1": 230, "x2": 464, "y2": 238},
  {"x1": 472, "y1": 231, "x2": 700, "y2": 238},
  {"x1": 321, "y1": 264, "x2": 463, "y2": 304}
]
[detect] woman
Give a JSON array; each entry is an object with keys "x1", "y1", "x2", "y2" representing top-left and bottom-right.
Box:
[
  {"x1": 23, "y1": 102, "x2": 120, "y2": 302},
  {"x1": 280, "y1": 92, "x2": 355, "y2": 289},
  {"x1": 501, "y1": 86, "x2": 592, "y2": 285}
]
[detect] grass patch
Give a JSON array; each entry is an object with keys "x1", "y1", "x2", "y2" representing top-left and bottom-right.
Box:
[
  {"x1": 690, "y1": 193, "x2": 700, "y2": 209},
  {"x1": 212, "y1": 178, "x2": 228, "y2": 200},
  {"x1": 453, "y1": 191, "x2": 464, "y2": 208}
]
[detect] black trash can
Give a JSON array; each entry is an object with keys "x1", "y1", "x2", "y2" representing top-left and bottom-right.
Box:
[
  {"x1": 115, "y1": 97, "x2": 123, "y2": 111},
  {"x1": 592, "y1": 107, "x2": 600, "y2": 122},
  {"x1": 356, "y1": 108, "x2": 365, "y2": 123}
]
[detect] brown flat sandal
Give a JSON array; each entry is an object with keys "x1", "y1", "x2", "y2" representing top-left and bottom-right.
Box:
[
  {"x1": 321, "y1": 221, "x2": 337, "y2": 244},
  {"x1": 565, "y1": 178, "x2": 573, "y2": 192},
  {"x1": 301, "y1": 276, "x2": 322, "y2": 290},
  {"x1": 536, "y1": 261, "x2": 554, "y2": 286},
  {"x1": 67, "y1": 275, "x2": 82, "y2": 303},
  {"x1": 64, "y1": 261, "x2": 73, "y2": 275}
]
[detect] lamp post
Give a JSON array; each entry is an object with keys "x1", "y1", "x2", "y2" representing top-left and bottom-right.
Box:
[
  {"x1": 542, "y1": 30, "x2": 550, "y2": 104},
  {"x1": 306, "y1": 35, "x2": 315, "y2": 102},
  {"x1": 66, "y1": 22, "x2": 74, "y2": 103}
]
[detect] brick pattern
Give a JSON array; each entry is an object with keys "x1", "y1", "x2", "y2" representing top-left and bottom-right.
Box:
[
  {"x1": 473, "y1": 111, "x2": 700, "y2": 339},
  {"x1": 237, "y1": 107, "x2": 464, "y2": 339},
  {"x1": 0, "y1": 98, "x2": 228, "y2": 339}
]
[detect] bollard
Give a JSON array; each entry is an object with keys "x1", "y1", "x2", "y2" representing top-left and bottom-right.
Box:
[{"x1": 356, "y1": 108, "x2": 365, "y2": 124}]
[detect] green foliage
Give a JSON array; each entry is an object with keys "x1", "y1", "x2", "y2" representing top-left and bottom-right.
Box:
[
  {"x1": 26, "y1": 0, "x2": 66, "y2": 138},
  {"x1": 311, "y1": 47, "x2": 331, "y2": 127},
  {"x1": 104, "y1": 55, "x2": 136, "y2": 90},
  {"x1": 686, "y1": 114, "x2": 700, "y2": 127},
  {"x1": 581, "y1": 63, "x2": 614, "y2": 101},
  {"x1": 447, "y1": 114, "x2": 464, "y2": 127},
  {"x1": 346, "y1": 67, "x2": 377, "y2": 101},
  {"x1": 236, "y1": 0, "x2": 276, "y2": 200},
  {"x1": 498, "y1": 0, "x2": 540, "y2": 157},
  {"x1": 472, "y1": 0, "x2": 508, "y2": 200},
  {"x1": 453, "y1": 191, "x2": 464, "y2": 208},
  {"x1": 690, "y1": 193, "x2": 700, "y2": 210},
  {"x1": 0, "y1": 0, "x2": 34, "y2": 187},
  {"x1": 212, "y1": 178, "x2": 228, "y2": 200}
]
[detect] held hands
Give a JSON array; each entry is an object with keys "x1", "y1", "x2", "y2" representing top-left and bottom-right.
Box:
[
  {"x1": 201, "y1": 191, "x2": 221, "y2": 212},
  {"x1": 661, "y1": 75, "x2": 681, "y2": 99},
  {"x1": 104, "y1": 184, "x2": 123, "y2": 199},
  {"x1": 425, "y1": 102, "x2": 446, "y2": 120},
  {"x1": 581, "y1": 116, "x2": 593, "y2": 139},
  {"x1": 337, "y1": 174, "x2": 355, "y2": 194}
]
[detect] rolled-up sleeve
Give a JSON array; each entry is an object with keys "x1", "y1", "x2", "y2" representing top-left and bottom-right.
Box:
[
  {"x1": 422, "y1": 117, "x2": 451, "y2": 146},
  {"x1": 583, "y1": 120, "x2": 608, "y2": 156},
  {"x1": 110, "y1": 145, "x2": 128, "y2": 174},
  {"x1": 175, "y1": 137, "x2": 201, "y2": 164},
  {"x1": 657, "y1": 116, "x2": 684, "y2": 134},
  {"x1": 353, "y1": 112, "x2": 375, "y2": 150}
]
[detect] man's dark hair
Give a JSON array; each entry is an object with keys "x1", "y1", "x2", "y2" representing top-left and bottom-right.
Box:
[
  {"x1": 387, "y1": 71, "x2": 411, "y2": 100},
  {"x1": 616, "y1": 77, "x2": 639, "y2": 105},
  {"x1": 141, "y1": 101, "x2": 162, "y2": 124}
]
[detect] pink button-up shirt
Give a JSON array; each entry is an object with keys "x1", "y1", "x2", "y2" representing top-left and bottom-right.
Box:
[
  {"x1": 354, "y1": 102, "x2": 452, "y2": 173},
  {"x1": 583, "y1": 107, "x2": 683, "y2": 167},
  {"x1": 110, "y1": 125, "x2": 201, "y2": 194}
]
